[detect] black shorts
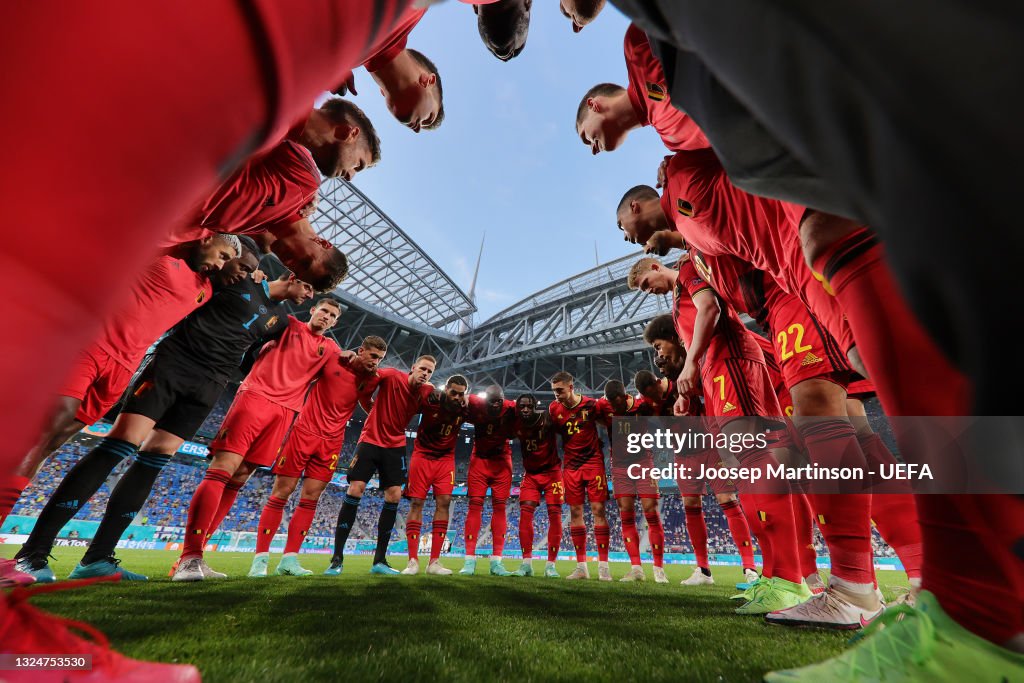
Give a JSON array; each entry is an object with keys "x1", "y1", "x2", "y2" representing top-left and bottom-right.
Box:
[
  {"x1": 347, "y1": 442, "x2": 407, "y2": 489},
  {"x1": 122, "y1": 353, "x2": 223, "y2": 439}
]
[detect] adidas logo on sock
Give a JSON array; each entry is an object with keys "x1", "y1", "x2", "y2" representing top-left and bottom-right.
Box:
[{"x1": 800, "y1": 352, "x2": 823, "y2": 366}]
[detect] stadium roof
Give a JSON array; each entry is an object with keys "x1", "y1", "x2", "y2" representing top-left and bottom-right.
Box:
[{"x1": 313, "y1": 178, "x2": 477, "y2": 335}]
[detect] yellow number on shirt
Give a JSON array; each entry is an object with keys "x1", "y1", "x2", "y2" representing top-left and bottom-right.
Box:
[
  {"x1": 778, "y1": 323, "x2": 812, "y2": 361},
  {"x1": 565, "y1": 420, "x2": 580, "y2": 435},
  {"x1": 442, "y1": 424, "x2": 452, "y2": 436},
  {"x1": 713, "y1": 375, "x2": 726, "y2": 400}
]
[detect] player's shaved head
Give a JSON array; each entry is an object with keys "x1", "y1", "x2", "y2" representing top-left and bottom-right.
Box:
[
  {"x1": 604, "y1": 380, "x2": 627, "y2": 400},
  {"x1": 320, "y1": 97, "x2": 381, "y2": 166},
  {"x1": 408, "y1": 49, "x2": 444, "y2": 130},
  {"x1": 576, "y1": 83, "x2": 625, "y2": 127},
  {"x1": 475, "y1": 0, "x2": 532, "y2": 62},
  {"x1": 617, "y1": 185, "x2": 660, "y2": 217},
  {"x1": 634, "y1": 370, "x2": 659, "y2": 397},
  {"x1": 485, "y1": 385, "x2": 504, "y2": 401}
]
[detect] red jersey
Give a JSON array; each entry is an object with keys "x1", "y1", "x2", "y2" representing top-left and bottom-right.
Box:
[
  {"x1": 360, "y1": 367, "x2": 433, "y2": 449},
  {"x1": 466, "y1": 395, "x2": 516, "y2": 459},
  {"x1": 623, "y1": 24, "x2": 709, "y2": 152},
  {"x1": 549, "y1": 395, "x2": 611, "y2": 470},
  {"x1": 240, "y1": 316, "x2": 338, "y2": 411},
  {"x1": 672, "y1": 258, "x2": 763, "y2": 362},
  {"x1": 512, "y1": 415, "x2": 561, "y2": 474},
  {"x1": 663, "y1": 150, "x2": 800, "y2": 286},
  {"x1": 95, "y1": 255, "x2": 212, "y2": 370},
  {"x1": 647, "y1": 378, "x2": 679, "y2": 417},
  {"x1": 413, "y1": 391, "x2": 466, "y2": 459},
  {"x1": 691, "y1": 249, "x2": 793, "y2": 333},
  {"x1": 294, "y1": 357, "x2": 380, "y2": 439},
  {"x1": 362, "y1": 6, "x2": 427, "y2": 72},
  {"x1": 166, "y1": 141, "x2": 320, "y2": 246}
]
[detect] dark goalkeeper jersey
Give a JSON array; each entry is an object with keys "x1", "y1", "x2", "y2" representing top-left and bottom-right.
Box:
[{"x1": 155, "y1": 277, "x2": 287, "y2": 384}]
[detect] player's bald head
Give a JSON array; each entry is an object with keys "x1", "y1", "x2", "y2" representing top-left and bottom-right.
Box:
[
  {"x1": 475, "y1": 0, "x2": 531, "y2": 62},
  {"x1": 484, "y1": 384, "x2": 504, "y2": 401}
]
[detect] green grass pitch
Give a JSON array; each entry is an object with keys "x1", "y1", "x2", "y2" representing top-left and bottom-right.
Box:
[{"x1": 6, "y1": 546, "x2": 910, "y2": 682}]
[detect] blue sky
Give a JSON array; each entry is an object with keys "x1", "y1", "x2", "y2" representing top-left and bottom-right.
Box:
[{"x1": 341, "y1": 1, "x2": 667, "y2": 323}]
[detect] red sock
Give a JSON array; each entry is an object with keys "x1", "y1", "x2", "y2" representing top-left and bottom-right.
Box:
[
  {"x1": 684, "y1": 506, "x2": 710, "y2": 569},
  {"x1": 182, "y1": 469, "x2": 230, "y2": 558},
  {"x1": 720, "y1": 499, "x2": 756, "y2": 571},
  {"x1": 792, "y1": 492, "x2": 819, "y2": 578},
  {"x1": 465, "y1": 497, "x2": 483, "y2": 556},
  {"x1": 859, "y1": 433, "x2": 922, "y2": 579},
  {"x1": 546, "y1": 504, "x2": 562, "y2": 562},
  {"x1": 491, "y1": 498, "x2": 507, "y2": 557},
  {"x1": 595, "y1": 524, "x2": 610, "y2": 562},
  {"x1": 430, "y1": 519, "x2": 448, "y2": 561},
  {"x1": 806, "y1": 493, "x2": 874, "y2": 585},
  {"x1": 737, "y1": 446, "x2": 803, "y2": 583},
  {"x1": 0, "y1": 474, "x2": 30, "y2": 524},
  {"x1": 284, "y1": 498, "x2": 317, "y2": 555},
  {"x1": 814, "y1": 230, "x2": 970, "y2": 416},
  {"x1": 207, "y1": 479, "x2": 245, "y2": 542},
  {"x1": 798, "y1": 418, "x2": 868, "y2": 491},
  {"x1": 644, "y1": 509, "x2": 665, "y2": 568},
  {"x1": 570, "y1": 524, "x2": 587, "y2": 563},
  {"x1": 519, "y1": 504, "x2": 535, "y2": 561},
  {"x1": 620, "y1": 508, "x2": 641, "y2": 565},
  {"x1": 406, "y1": 519, "x2": 422, "y2": 560},
  {"x1": 919, "y1": 494, "x2": 1024, "y2": 644},
  {"x1": 747, "y1": 493, "x2": 803, "y2": 583},
  {"x1": 739, "y1": 497, "x2": 772, "y2": 577},
  {"x1": 255, "y1": 495, "x2": 287, "y2": 554}
]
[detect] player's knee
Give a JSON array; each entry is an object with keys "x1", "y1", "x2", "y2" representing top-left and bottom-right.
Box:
[
  {"x1": 715, "y1": 493, "x2": 737, "y2": 506},
  {"x1": 469, "y1": 496, "x2": 484, "y2": 509},
  {"x1": 640, "y1": 498, "x2": 658, "y2": 513},
  {"x1": 435, "y1": 494, "x2": 451, "y2": 507},
  {"x1": 799, "y1": 210, "x2": 858, "y2": 269},
  {"x1": 683, "y1": 495, "x2": 702, "y2": 508},
  {"x1": 383, "y1": 486, "x2": 402, "y2": 503},
  {"x1": 791, "y1": 378, "x2": 846, "y2": 417}
]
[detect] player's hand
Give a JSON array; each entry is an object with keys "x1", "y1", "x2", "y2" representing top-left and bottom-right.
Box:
[
  {"x1": 677, "y1": 361, "x2": 699, "y2": 397},
  {"x1": 332, "y1": 73, "x2": 358, "y2": 97},
  {"x1": 338, "y1": 349, "x2": 355, "y2": 364},
  {"x1": 655, "y1": 156, "x2": 670, "y2": 189},
  {"x1": 299, "y1": 193, "x2": 319, "y2": 219},
  {"x1": 250, "y1": 269, "x2": 267, "y2": 283},
  {"x1": 644, "y1": 230, "x2": 680, "y2": 256},
  {"x1": 672, "y1": 395, "x2": 690, "y2": 416}
]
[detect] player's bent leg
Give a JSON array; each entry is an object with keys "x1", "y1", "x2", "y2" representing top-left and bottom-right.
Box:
[
  {"x1": 426, "y1": 492, "x2": 453, "y2": 576},
  {"x1": 640, "y1": 496, "x2": 667, "y2": 583},
  {"x1": 174, "y1": 451, "x2": 243, "y2": 582},
  {"x1": 516, "y1": 499, "x2": 538, "y2": 577},
  {"x1": 276, "y1": 479, "x2": 325, "y2": 577},
  {"x1": 590, "y1": 499, "x2": 612, "y2": 582},
  {"x1": 250, "y1": 474, "x2": 300, "y2": 577},
  {"x1": 489, "y1": 495, "x2": 514, "y2": 577},
  {"x1": 369, "y1": 485, "x2": 402, "y2": 576},
  {"x1": 618, "y1": 496, "x2": 643, "y2": 579},
  {"x1": 403, "y1": 498, "x2": 426, "y2": 575},
  {"x1": 566, "y1": 503, "x2": 590, "y2": 580},
  {"x1": 461, "y1": 495, "x2": 486, "y2": 575},
  {"x1": 328, "y1": 478, "x2": 367, "y2": 575}
]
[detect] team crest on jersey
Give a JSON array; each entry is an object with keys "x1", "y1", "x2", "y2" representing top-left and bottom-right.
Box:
[
  {"x1": 264, "y1": 315, "x2": 278, "y2": 330},
  {"x1": 318, "y1": 344, "x2": 325, "y2": 356},
  {"x1": 677, "y1": 198, "x2": 694, "y2": 217},
  {"x1": 579, "y1": 409, "x2": 589, "y2": 421},
  {"x1": 196, "y1": 290, "x2": 206, "y2": 304},
  {"x1": 258, "y1": 305, "x2": 267, "y2": 315},
  {"x1": 646, "y1": 82, "x2": 666, "y2": 102}
]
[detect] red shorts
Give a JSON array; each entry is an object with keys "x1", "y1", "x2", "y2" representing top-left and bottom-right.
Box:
[
  {"x1": 610, "y1": 462, "x2": 659, "y2": 499},
  {"x1": 674, "y1": 450, "x2": 738, "y2": 496},
  {"x1": 701, "y1": 343, "x2": 783, "y2": 429},
  {"x1": 210, "y1": 390, "x2": 295, "y2": 467},
  {"x1": 58, "y1": 344, "x2": 134, "y2": 425},
  {"x1": 767, "y1": 289, "x2": 851, "y2": 388},
  {"x1": 467, "y1": 456, "x2": 513, "y2": 499},
  {"x1": 405, "y1": 452, "x2": 455, "y2": 499},
  {"x1": 562, "y1": 461, "x2": 609, "y2": 505},
  {"x1": 519, "y1": 468, "x2": 565, "y2": 505},
  {"x1": 847, "y1": 378, "x2": 877, "y2": 400},
  {"x1": 273, "y1": 425, "x2": 341, "y2": 482}
]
